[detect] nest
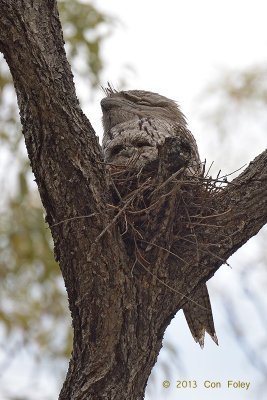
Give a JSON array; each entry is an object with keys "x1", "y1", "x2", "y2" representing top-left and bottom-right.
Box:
[{"x1": 103, "y1": 147, "x2": 231, "y2": 281}]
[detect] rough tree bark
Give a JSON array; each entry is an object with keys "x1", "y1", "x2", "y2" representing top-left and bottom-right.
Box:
[{"x1": 0, "y1": 1, "x2": 266, "y2": 399}]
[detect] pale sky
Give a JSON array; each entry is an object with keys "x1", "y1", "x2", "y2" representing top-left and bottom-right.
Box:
[{"x1": 88, "y1": 0, "x2": 267, "y2": 161}]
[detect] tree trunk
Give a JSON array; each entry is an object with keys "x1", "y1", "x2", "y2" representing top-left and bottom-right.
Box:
[{"x1": 0, "y1": 1, "x2": 266, "y2": 399}]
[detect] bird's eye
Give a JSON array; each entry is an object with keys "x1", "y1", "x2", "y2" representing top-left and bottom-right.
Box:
[
  {"x1": 111, "y1": 145, "x2": 123, "y2": 155},
  {"x1": 123, "y1": 92, "x2": 151, "y2": 106},
  {"x1": 136, "y1": 100, "x2": 151, "y2": 106},
  {"x1": 123, "y1": 92, "x2": 138, "y2": 102},
  {"x1": 136, "y1": 141, "x2": 151, "y2": 148}
]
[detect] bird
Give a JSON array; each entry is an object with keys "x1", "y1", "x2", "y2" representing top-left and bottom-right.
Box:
[
  {"x1": 101, "y1": 87, "x2": 200, "y2": 174},
  {"x1": 101, "y1": 86, "x2": 218, "y2": 347}
]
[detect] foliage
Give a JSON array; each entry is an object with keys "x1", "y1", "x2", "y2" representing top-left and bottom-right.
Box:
[
  {"x1": 197, "y1": 65, "x2": 267, "y2": 146},
  {"x1": 58, "y1": 0, "x2": 113, "y2": 89},
  {"x1": 0, "y1": 171, "x2": 72, "y2": 359},
  {"x1": 0, "y1": 0, "x2": 112, "y2": 371}
]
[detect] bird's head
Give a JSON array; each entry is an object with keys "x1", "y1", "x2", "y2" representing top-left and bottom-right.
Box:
[{"x1": 101, "y1": 87, "x2": 186, "y2": 133}]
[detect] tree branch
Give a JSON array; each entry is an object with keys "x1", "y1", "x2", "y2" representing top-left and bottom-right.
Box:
[
  {"x1": 173, "y1": 149, "x2": 267, "y2": 306},
  {"x1": 0, "y1": 0, "x2": 106, "y2": 228}
]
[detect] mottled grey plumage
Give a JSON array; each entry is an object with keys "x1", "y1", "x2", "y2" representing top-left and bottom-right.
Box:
[
  {"x1": 101, "y1": 88, "x2": 199, "y2": 173},
  {"x1": 101, "y1": 87, "x2": 218, "y2": 347},
  {"x1": 183, "y1": 284, "x2": 218, "y2": 347}
]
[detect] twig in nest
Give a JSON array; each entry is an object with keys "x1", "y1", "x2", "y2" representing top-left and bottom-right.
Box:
[
  {"x1": 148, "y1": 167, "x2": 185, "y2": 199},
  {"x1": 219, "y1": 164, "x2": 246, "y2": 179},
  {"x1": 204, "y1": 160, "x2": 214, "y2": 178},
  {"x1": 109, "y1": 171, "x2": 123, "y2": 201},
  {"x1": 135, "y1": 256, "x2": 211, "y2": 312},
  {"x1": 139, "y1": 239, "x2": 190, "y2": 266},
  {"x1": 180, "y1": 236, "x2": 230, "y2": 267},
  {"x1": 121, "y1": 213, "x2": 129, "y2": 236},
  {"x1": 180, "y1": 193, "x2": 200, "y2": 262},
  {"x1": 131, "y1": 258, "x2": 138, "y2": 276},
  {"x1": 50, "y1": 213, "x2": 98, "y2": 228},
  {"x1": 189, "y1": 208, "x2": 232, "y2": 219},
  {"x1": 93, "y1": 178, "x2": 151, "y2": 244},
  {"x1": 96, "y1": 160, "x2": 128, "y2": 170}
]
